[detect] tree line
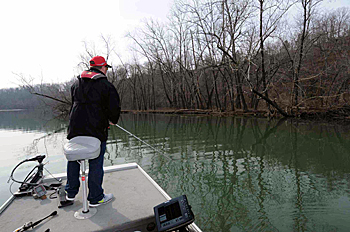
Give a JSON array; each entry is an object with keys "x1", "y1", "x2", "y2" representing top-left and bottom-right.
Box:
[
  {"x1": 0, "y1": 83, "x2": 72, "y2": 112},
  {"x1": 8, "y1": 0, "x2": 350, "y2": 118},
  {"x1": 116, "y1": 0, "x2": 350, "y2": 117},
  {"x1": 0, "y1": 87, "x2": 43, "y2": 109}
]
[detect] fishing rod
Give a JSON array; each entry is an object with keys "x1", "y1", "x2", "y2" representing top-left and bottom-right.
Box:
[
  {"x1": 111, "y1": 123, "x2": 173, "y2": 161},
  {"x1": 13, "y1": 211, "x2": 57, "y2": 232}
]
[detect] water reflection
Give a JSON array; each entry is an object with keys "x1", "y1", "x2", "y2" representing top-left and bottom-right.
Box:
[
  {"x1": 0, "y1": 110, "x2": 68, "y2": 208},
  {"x1": 107, "y1": 114, "x2": 350, "y2": 232},
  {"x1": 0, "y1": 109, "x2": 65, "y2": 132},
  {"x1": 1, "y1": 110, "x2": 349, "y2": 231}
]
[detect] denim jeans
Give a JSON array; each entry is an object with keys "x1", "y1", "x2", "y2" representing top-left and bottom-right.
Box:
[{"x1": 65, "y1": 141, "x2": 106, "y2": 203}]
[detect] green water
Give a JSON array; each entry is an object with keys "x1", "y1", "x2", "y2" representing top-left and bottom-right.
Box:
[{"x1": 1, "y1": 110, "x2": 350, "y2": 231}]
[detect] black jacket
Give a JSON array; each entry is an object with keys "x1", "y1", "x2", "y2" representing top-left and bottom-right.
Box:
[{"x1": 67, "y1": 68, "x2": 121, "y2": 142}]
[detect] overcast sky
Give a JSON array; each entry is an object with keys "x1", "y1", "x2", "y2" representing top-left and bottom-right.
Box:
[
  {"x1": 0, "y1": 0, "x2": 173, "y2": 89},
  {"x1": 0, "y1": 0, "x2": 349, "y2": 89}
]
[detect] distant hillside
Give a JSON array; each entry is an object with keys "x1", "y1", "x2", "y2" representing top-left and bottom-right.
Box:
[{"x1": 0, "y1": 87, "x2": 44, "y2": 109}]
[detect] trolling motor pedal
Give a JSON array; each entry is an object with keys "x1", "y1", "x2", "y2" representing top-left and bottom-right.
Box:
[{"x1": 57, "y1": 186, "x2": 73, "y2": 208}]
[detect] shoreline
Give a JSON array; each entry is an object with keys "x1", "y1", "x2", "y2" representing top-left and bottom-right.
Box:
[
  {"x1": 1, "y1": 108, "x2": 348, "y2": 123},
  {"x1": 121, "y1": 107, "x2": 350, "y2": 123},
  {"x1": 0, "y1": 109, "x2": 25, "y2": 112}
]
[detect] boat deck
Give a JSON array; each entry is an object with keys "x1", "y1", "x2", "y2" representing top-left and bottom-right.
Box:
[{"x1": 0, "y1": 163, "x2": 201, "y2": 232}]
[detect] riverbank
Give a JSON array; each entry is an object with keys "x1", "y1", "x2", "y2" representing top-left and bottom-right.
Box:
[
  {"x1": 0, "y1": 109, "x2": 25, "y2": 112},
  {"x1": 121, "y1": 106, "x2": 350, "y2": 122}
]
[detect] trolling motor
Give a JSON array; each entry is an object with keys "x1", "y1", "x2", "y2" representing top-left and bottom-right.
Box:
[{"x1": 9, "y1": 154, "x2": 61, "y2": 197}]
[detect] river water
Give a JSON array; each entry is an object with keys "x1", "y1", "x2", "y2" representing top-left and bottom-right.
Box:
[{"x1": 0, "y1": 110, "x2": 349, "y2": 231}]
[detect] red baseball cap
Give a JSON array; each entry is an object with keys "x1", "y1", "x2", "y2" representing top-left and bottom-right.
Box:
[{"x1": 89, "y1": 56, "x2": 112, "y2": 68}]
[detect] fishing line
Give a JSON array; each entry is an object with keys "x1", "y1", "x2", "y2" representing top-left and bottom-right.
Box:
[
  {"x1": 111, "y1": 123, "x2": 173, "y2": 161},
  {"x1": 43, "y1": 166, "x2": 62, "y2": 183}
]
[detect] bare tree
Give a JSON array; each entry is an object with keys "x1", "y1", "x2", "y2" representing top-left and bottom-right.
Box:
[
  {"x1": 253, "y1": 0, "x2": 296, "y2": 113},
  {"x1": 16, "y1": 73, "x2": 72, "y2": 114},
  {"x1": 288, "y1": 0, "x2": 323, "y2": 110}
]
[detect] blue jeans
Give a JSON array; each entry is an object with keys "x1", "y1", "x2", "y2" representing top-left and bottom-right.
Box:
[{"x1": 65, "y1": 141, "x2": 106, "y2": 203}]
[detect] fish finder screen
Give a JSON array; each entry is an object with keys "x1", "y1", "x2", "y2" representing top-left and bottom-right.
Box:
[
  {"x1": 34, "y1": 185, "x2": 46, "y2": 197},
  {"x1": 154, "y1": 195, "x2": 195, "y2": 231},
  {"x1": 158, "y1": 201, "x2": 182, "y2": 225}
]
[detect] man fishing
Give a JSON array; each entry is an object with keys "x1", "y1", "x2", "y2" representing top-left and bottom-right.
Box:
[{"x1": 65, "y1": 56, "x2": 121, "y2": 207}]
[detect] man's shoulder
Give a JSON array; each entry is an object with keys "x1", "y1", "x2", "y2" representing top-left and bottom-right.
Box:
[
  {"x1": 93, "y1": 78, "x2": 118, "y2": 94},
  {"x1": 96, "y1": 77, "x2": 112, "y2": 86},
  {"x1": 98, "y1": 78, "x2": 115, "y2": 87}
]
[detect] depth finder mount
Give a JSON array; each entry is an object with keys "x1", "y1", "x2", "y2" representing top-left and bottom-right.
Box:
[{"x1": 154, "y1": 195, "x2": 195, "y2": 232}]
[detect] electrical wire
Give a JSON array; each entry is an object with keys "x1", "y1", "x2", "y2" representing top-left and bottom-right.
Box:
[
  {"x1": 9, "y1": 181, "x2": 15, "y2": 196},
  {"x1": 49, "y1": 191, "x2": 58, "y2": 199},
  {"x1": 10, "y1": 162, "x2": 41, "y2": 186}
]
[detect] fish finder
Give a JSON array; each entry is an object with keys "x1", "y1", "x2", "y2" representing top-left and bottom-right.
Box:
[
  {"x1": 154, "y1": 195, "x2": 195, "y2": 232},
  {"x1": 32, "y1": 184, "x2": 47, "y2": 198}
]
